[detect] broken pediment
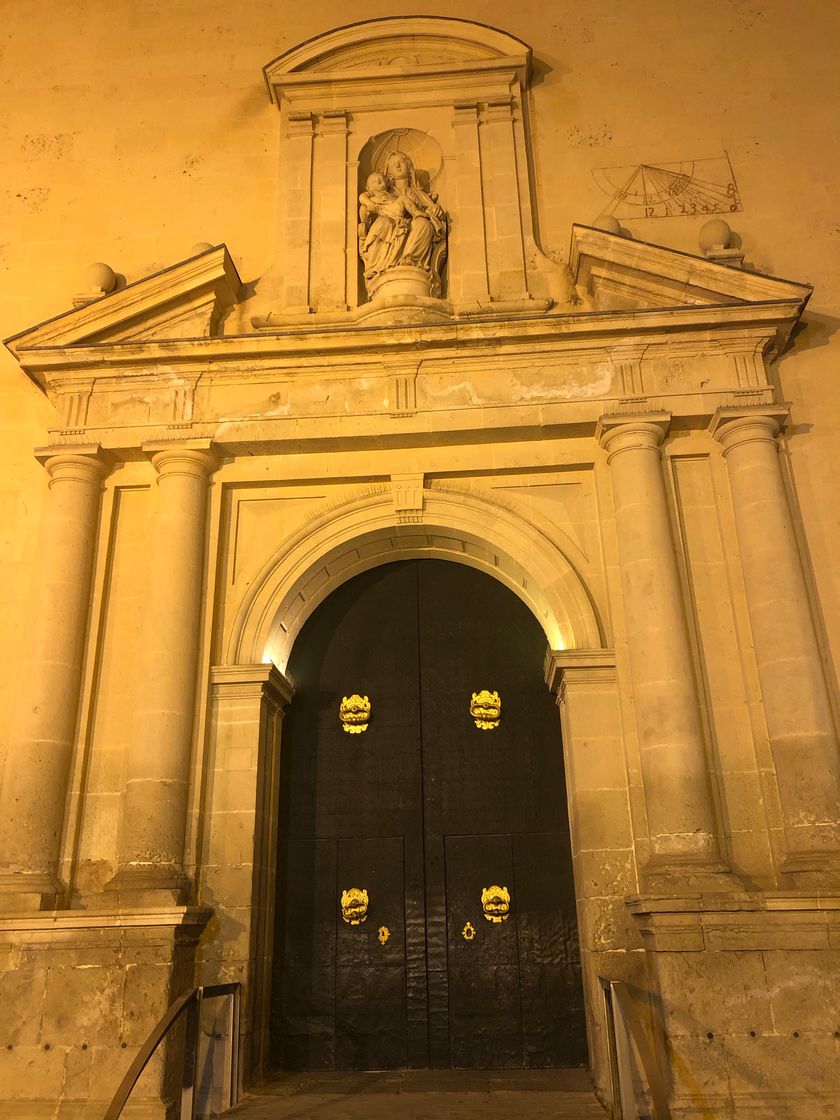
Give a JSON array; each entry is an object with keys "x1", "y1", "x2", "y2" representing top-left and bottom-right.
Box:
[
  {"x1": 571, "y1": 224, "x2": 812, "y2": 319},
  {"x1": 6, "y1": 246, "x2": 241, "y2": 377}
]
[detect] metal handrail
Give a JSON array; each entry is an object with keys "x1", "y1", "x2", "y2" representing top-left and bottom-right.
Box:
[
  {"x1": 103, "y1": 982, "x2": 240, "y2": 1120},
  {"x1": 600, "y1": 978, "x2": 672, "y2": 1120}
]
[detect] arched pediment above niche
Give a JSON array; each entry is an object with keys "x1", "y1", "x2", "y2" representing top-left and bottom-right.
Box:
[
  {"x1": 262, "y1": 17, "x2": 531, "y2": 87},
  {"x1": 253, "y1": 17, "x2": 560, "y2": 324}
]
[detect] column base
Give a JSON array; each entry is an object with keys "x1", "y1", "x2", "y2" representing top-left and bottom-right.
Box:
[
  {"x1": 640, "y1": 854, "x2": 739, "y2": 893},
  {"x1": 0, "y1": 871, "x2": 65, "y2": 913},
  {"x1": 779, "y1": 849, "x2": 840, "y2": 889},
  {"x1": 105, "y1": 866, "x2": 191, "y2": 907}
]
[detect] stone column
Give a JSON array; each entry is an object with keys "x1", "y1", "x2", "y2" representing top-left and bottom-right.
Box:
[
  {"x1": 599, "y1": 414, "x2": 728, "y2": 881},
  {"x1": 711, "y1": 407, "x2": 840, "y2": 875},
  {"x1": 110, "y1": 442, "x2": 217, "y2": 903},
  {"x1": 0, "y1": 445, "x2": 110, "y2": 910}
]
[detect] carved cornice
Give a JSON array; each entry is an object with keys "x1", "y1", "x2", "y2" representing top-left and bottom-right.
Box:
[{"x1": 10, "y1": 301, "x2": 806, "y2": 383}]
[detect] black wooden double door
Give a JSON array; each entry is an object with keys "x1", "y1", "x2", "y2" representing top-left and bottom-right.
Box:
[{"x1": 271, "y1": 560, "x2": 586, "y2": 1071}]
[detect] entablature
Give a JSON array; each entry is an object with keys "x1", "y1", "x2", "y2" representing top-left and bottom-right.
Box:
[
  {"x1": 5, "y1": 222, "x2": 811, "y2": 462},
  {"x1": 5, "y1": 301, "x2": 799, "y2": 460}
]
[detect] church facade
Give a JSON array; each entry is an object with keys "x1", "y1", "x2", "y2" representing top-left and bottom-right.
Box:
[{"x1": 1, "y1": 9, "x2": 839, "y2": 1119}]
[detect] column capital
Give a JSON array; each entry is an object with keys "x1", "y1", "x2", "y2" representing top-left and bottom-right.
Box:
[
  {"x1": 316, "y1": 108, "x2": 349, "y2": 135},
  {"x1": 286, "y1": 110, "x2": 315, "y2": 138},
  {"x1": 544, "y1": 648, "x2": 616, "y2": 693},
  {"x1": 709, "y1": 404, "x2": 791, "y2": 454},
  {"x1": 210, "y1": 662, "x2": 294, "y2": 710},
  {"x1": 34, "y1": 443, "x2": 112, "y2": 486},
  {"x1": 452, "y1": 100, "x2": 480, "y2": 124},
  {"x1": 596, "y1": 410, "x2": 671, "y2": 460},
  {"x1": 142, "y1": 438, "x2": 219, "y2": 479}
]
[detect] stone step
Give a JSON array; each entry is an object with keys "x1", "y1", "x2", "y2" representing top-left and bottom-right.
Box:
[{"x1": 225, "y1": 1069, "x2": 609, "y2": 1119}]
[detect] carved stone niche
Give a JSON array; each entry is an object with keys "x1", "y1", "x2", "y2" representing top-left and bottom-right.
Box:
[
  {"x1": 248, "y1": 17, "x2": 574, "y2": 329},
  {"x1": 357, "y1": 128, "x2": 448, "y2": 311}
]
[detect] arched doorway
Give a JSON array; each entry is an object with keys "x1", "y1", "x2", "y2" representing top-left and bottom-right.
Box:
[{"x1": 270, "y1": 559, "x2": 587, "y2": 1071}]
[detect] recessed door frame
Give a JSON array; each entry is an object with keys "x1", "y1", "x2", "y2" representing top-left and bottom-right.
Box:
[{"x1": 202, "y1": 493, "x2": 636, "y2": 1100}]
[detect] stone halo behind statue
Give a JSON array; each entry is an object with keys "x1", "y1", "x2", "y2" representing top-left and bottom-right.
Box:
[{"x1": 357, "y1": 149, "x2": 448, "y2": 312}]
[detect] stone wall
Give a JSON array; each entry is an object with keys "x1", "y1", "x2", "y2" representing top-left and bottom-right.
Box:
[{"x1": 1, "y1": 5, "x2": 839, "y2": 1119}]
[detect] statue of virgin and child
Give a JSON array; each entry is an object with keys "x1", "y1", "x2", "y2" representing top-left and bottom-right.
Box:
[{"x1": 358, "y1": 151, "x2": 447, "y2": 298}]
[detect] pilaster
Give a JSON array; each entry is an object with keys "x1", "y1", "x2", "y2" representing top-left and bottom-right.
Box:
[
  {"x1": 544, "y1": 648, "x2": 647, "y2": 1102},
  {"x1": 310, "y1": 109, "x2": 350, "y2": 312},
  {"x1": 479, "y1": 97, "x2": 529, "y2": 301},
  {"x1": 199, "y1": 663, "x2": 293, "y2": 1083},
  {"x1": 279, "y1": 111, "x2": 315, "y2": 313},
  {"x1": 450, "y1": 101, "x2": 491, "y2": 306}
]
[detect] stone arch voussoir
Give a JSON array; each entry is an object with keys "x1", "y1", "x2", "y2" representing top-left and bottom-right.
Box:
[{"x1": 226, "y1": 485, "x2": 603, "y2": 671}]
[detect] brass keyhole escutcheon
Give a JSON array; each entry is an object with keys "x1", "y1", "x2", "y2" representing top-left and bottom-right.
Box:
[
  {"x1": 378, "y1": 925, "x2": 390, "y2": 945},
  {"x1": 462, "y1": 921, "x2": 477, "y2": 941}
]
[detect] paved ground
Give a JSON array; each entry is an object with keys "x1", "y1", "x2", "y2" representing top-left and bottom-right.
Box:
[{"x1": 225, "y1": 1068, "x2": 608, "y2": 1118}]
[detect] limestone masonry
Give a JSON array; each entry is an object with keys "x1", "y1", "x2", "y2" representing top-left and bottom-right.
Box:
[{"x1": 1, "y1": 6, "x2": 839, "y2": 1118}]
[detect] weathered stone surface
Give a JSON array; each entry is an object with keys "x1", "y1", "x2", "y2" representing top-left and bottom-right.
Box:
[
  {"x1": 0, "y1": 10, "x2": 838, "y2": 1120},
  {"x1": 0, "y1": 910, "x2": 207, "y2": 1116}
]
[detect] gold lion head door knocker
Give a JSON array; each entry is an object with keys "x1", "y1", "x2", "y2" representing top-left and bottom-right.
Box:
[
  {"x1": 340, "y1": 694, "x2": 371, "y2": 734},
  {"x1": 481, "y1": 885, "x2": 511, "y2": 923},
  {"x1": 470, "y1": 689, "x2": 501, "y2": 730},
  {"x1": 340, "y1": 888, "x2": 369, "y2": 925}
]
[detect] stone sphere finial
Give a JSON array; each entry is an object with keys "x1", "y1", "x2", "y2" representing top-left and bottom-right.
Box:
[
  {"x1": 592, "y1": 214, "x2": 622, "y2": 235},
  {"x1": 699, "y1": 219, "x2": 732, "y2": 253},
  {"x1": 84, "y1": 262, "x2": 117, "y2": 294},
  {"x1": 190, "y1": 241, "x2": 215, "y2": 256}
]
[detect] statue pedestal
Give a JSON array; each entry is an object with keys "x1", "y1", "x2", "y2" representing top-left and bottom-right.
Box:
[
  {"x1": 367, "y1": 265, "x2": 435, "y2": 301},
  {"x1": 358, "y1": 265, "x2": 449, "y2": 325}
]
